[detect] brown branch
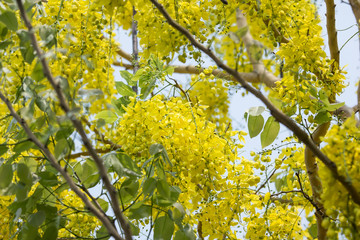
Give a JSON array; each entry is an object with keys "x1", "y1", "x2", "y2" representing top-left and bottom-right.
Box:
[
  {"x1": 236, "y1": 9, "x2": 279, "y2": 88},
  {"x1": 113, "y1": 61, "x2": 263, "y2": 83},
  {"x1": 349, "y1": 0, "x2": 360, "y2": 31},
  {"x1": 304, "y1": 122, "x2": 330, "y2": 240},
  {"x1": 69, "y1": 148, "x2": 114, "y2": 159},
  {"x1": 15, "y1": 1, "x2": 132, "y2": 239},
  {"x1": 117, "y1": 48, "x2": 133, "y2": 62},
  {"x1": 325, "y1": 0, "x2": 340, "y2": 67},
  {"x1": 295, "y1": 173, "x2": 325, "y2": 216},
  {"x1": 255, "y1": 168, "x2": 277, "y2": 194},
  {"x1": 149, "y1": 0, "x2": 360, "y2": 206},
  {"x1": 0, "y1": 92, "x2": 123, "y2": 240},
  {"x1": 131, "y1": 6, "x2": 139, "y2": 93}
]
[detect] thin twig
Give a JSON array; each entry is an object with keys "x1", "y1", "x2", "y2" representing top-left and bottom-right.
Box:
[{"x1": 295, "y1": 173, "x2": 325, "y2": 217}]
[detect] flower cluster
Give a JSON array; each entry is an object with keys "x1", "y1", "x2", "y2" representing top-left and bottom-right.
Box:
[
  {"x1": 320, "y1": 117, "x2": 360, "y2": 239},
  {"x1": 188, "y1": 67, "x2": 231, "y2": 128},
  {"x1": 57, "y1": 190, "x2": 101, "y2": 238}
]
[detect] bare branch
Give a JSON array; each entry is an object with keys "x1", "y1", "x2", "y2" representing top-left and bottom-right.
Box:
[
  {"x1": 149, "y1": 0, "x2": 360, "y2": 206},
  {"x1": 325, "y1": 0, "x2": 340, "y2": 66},
  {"x1": 349, "y1": 0, "x2": 360, "y2": 31},
  {"x1": 113, "y1": 61, "x2": 263, "y2": 83},
  {"x1": 131, "y1": 6, "x2": 139, "y2": 93},
  {"x1": 15, "y1": 1, "x2": 132, "y2": 239},
  {"x1": 0, "y1": 92, "x2": 123, "y2": 240},
  {"x1": 69, "y1": 148, "x2": 114, "y2": 159},
  {"x1": 236, "y1": 9, "x2": 279, "y2": 88},
  {"x1": 304, "y1": 122, "x2": 330, "y2": 240}
]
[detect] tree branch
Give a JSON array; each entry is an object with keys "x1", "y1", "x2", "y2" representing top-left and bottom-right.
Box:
[
  {"x1": 131, "y1": 6, "x2": 139, "y2": 93},
  {"x1": 349, "y1": 0, "x2": 360, "y2": 31},
  {"x1": 304, "y1": 122, "x2": 330, "y2": 240},
  {"x1": 149, "y1": 0, "x2": 360, "y2": 206},
  {"x1": 113, "y1": 60, "x2": 263, "y2": 83},
  {"x1": 236, "y1": 9, "x2": 279, "y2": 88},
  {"x1": 15, "y1": 1, "x2": 132, "y2": 239},
  {"x1": 0, "y1": 92, "x2": 123, "y2": 240},
  {"x1": 325, "y1": 0, "x2": 340, "y2": 66}
]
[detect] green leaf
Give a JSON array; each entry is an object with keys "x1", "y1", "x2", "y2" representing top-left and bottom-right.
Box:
[
  {"x1": 97, "y1": 198, "x2": 109, "y2": 212},
  {"x1": 248, "y1": 106, "x2": 265, "y2": 116},
  {"x1": 0, "y1": 145, "x2": 8, "y2": 156},
  {"x1": 164, "y1": 66, "x2": 174, "y2": 76},
  {"x1": 81, "y1": 55, "x2": 95, "y2": 70},
  {"x1": 119, "y1": 179, "x2": 139, "y2": 204},
  {"x1": 29, "y1": 211, "x2": 46, "y2": 227},
  {"x1": 154, "y1": 215, "x2": 174, "y2": 240},
  {"x1": 0, "y1": 39, "x2": 12, "y2": 49},
  {"x1": 118, "y1": 153, "x2": 142, "y2": 176},
  {"x1": 0, "y1": 164, "x2": 13, "y2": 189},
  {"x1": 43, "y1": 224, "x2": 58, "y2": 240},
  {"x1": 17, "y1": 30, "x2": 36, "y2": 64},
  {"x1": 0, "y1": 10, "x2": 18, "y2": 31},
  {"x1": 120, "y1": 70, "x2": 137, "y2": 86},
  {"x1": 323, "y1": 102, "x2": 345, "y2": 112},
  {"x1": 318, "y1": 90, "x2": 330, "y2": 105},
  {"x1": 38, "y1": 171, "x2": 59, "y2": 186},
  {"x1": 31, "y1": 61, "x2": 45, "y2": 82},
  {"x1": 17, "y1": 163, "x2": 32, "y2": 185},
  {"x1": 128, "y1": 202, "x2": 152, "y2": 219},
  {"x1": 149, "y1": 144, "x2": 164, "y2": 155},
  {"x1": 115, "y1": 81, "x2": 136, "y2": 96},
  {"x1": 143, "y1": 177, "x2": 157, "y2": 197},
  {"x1": 140, "y1": 78, "x2": 156, "y2": 99},
  {"x1": 275, "y1": 175, "x2": 287, "y2": 192},
  {"x1": 129, "y1": 221, "x2": 140, "y2": 236},
  {"x1": 81, "y1": 159, "x2": 100, "y2": 188},
  {"x1": 15, "y1": 183, "x2": 28, "y2": 201},
  {"x1": 96, "y1": 225, "x2": 110, "y2": 240},
  {"x1": 54, "y1": 138, "x2": 70, "y2": 160},
  {"x1": 149, "y1": 143, "x2": 172, "y2": 166},
  {"x1": 157, "y1": 179, "x2": 171, "y2": 199},
  {"x1": 261, "y1": 117, "x2": 280, "y2": 148},
  {"x1": 172, "y1": 203, "x2": 185, "y2": 221},
  {"x1": 174, "y1": 229, "x2": 196, "y2": 240},
  {"x1": 112, "y1": 96, "x2": 131, "y2": 116},
  {"x1": 308, "y1": 223, "x2": 318, "y2": 238},
  {"x1": 13, "y1": 140, "x2": 34, "y2": 154},
  {"x1": 0, "y1": 22, "x2": 8, "y2": 37},
  {"x1": 38, "y1": 25, "x2": 56, "y2": 49},
  {"x1": 95, "y1": 110, "x2": 118, "y2": 124},
  {"x1": 249, "y1": 45, "x2": 263, "y2": 61},
  {"x1": 314, "y1": 111, "x2": 332, "y2": 124},
  {"x1": 236, "y1": 26, "x2": 248, "y2": 38},
  {"x1": 248, "y1": 115, "x2": 264, "y2": 138},
  {"x1": 228, "y1": 32, "x2": 240, "y2": 44},
  {"x1": 308, "y1": 85, "x2": 318, "y2": 98}
]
